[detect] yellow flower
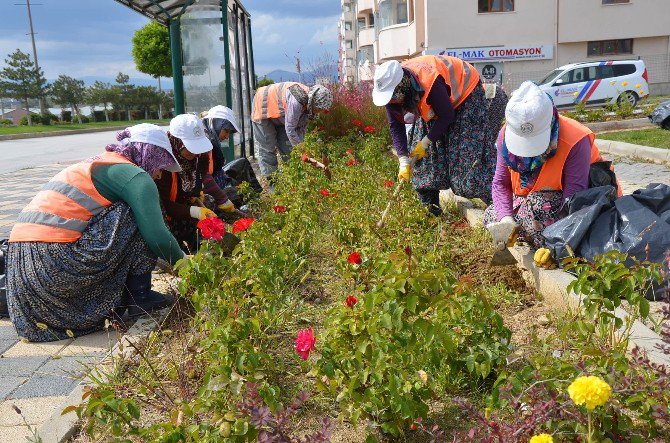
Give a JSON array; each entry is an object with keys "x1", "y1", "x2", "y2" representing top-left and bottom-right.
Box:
[
  {"x1": 568, "y1": 376, "x2": 611, "y2": 410},
  {"x1": 622, "y1": 81, "x2": 628, "y2": 87},
  {"x1": 573, "y1": 91, "x2": 579, "y2": 96},
  {"x1": 610, "y1": 81, "x2": 616, "y2": 85},
  {"x1": 530, "y1": 434, "x2": 554, "y2": 443},
  {"x1": 635, "y1": 83, "x2": 641, "y2": 89}
]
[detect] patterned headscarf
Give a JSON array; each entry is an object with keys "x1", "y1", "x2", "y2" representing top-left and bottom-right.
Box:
[
  {"x1": 390, "y1": 68, "x2": 423, "y2": 115},
  {"x1": 105, "y1": 128, "x2": 175, "y2": 175},
  {"x1": 501, "y1": 107, "x2": 561, "y2": 189},
  {"x1": 307, "y1": 85, "x2": 333, "y2": 116},
  {"x1": 167, "y1": 131, "x2": 206, "y2": 193}
]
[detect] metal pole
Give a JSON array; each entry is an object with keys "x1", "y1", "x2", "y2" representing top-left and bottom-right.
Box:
[
  {"x1": 169, "y1": 19, "x2": 185, "y2": 115},
  {"x1": 244, "y1": 15, "x2": 255, "y2": 157},
  {"x1": 24, "y1": 0, "x2": 45, "y2": 115},
  {"x1": 248, "y1": 17, "x2": 256, "y2": 91},
  {"x1": 221, "y1": 0, "x2": 235, "y2": 161},
  {"x1": 232, "y1": 4, "x2": 246, "y2": 157}
]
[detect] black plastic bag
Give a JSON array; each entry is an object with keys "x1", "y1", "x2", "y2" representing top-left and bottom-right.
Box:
[
  {"x1": 649, "y1": 99, "x2": 670, "y2": 130},
  {"x1": 543, "y1": 183, "x2": 670, "y2": 265},
  {"x1": 589, "y1": 161, "x2": 618, "y2": 194}
]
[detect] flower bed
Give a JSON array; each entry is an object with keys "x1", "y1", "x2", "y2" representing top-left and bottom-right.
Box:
[{"x1": 71, "y1": 87, "x2": 670, "y2": 442}]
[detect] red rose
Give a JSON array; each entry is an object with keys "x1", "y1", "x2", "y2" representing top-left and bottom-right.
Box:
[
  {"x1": 384, "y1": 180, "x2": 394, "y2": 188},
  {"x1": 346, "y1": 149, "x2": 354, "y2": 155},
  {"x1": 196, "y1": 217, "x2": 225, "y2": 241},
  {"x1": 363, "y1": 125, "x2": 376, "y2": 133},
  {"x1": 404, "y1": 246, "x2": 412, "y2": 257},
  {"x1": 232, "y1": 217, "x2": 255, "y2": 234},
  {"x1": 351, "y1": 119, "x2": 362, "y2": 127},
  {"x1": 345, "y1": 295, "x2": 358, "y2": 308},
  {"x1": 295, "y1": 328, "x2": 315, "y2": 360},
  {"x1": 317, "y1": 125, "x2": 326, "y2": 131},
  {"x1": 347, "y1": 251, "x2": 362, "y2": 265},
  {"x1": 320, "y1": 189, "x2": 331, "y2": 197},
  {"x1": 301, "y1": 152, "x2": 309, "y2": 162},
  {"x1": 346, "y1": 158, "x2": 360, "y2": 167},
  {"x1": 273, "y1": 205, "x2": 286, "y2": 213}
]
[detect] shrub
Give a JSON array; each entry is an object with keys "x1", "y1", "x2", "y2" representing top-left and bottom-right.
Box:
[
  {"x1": 0, "y1": 118, "x2": 13, "y2": 126},
  {"x1": 19, "y1": 113, "x2": 41, "y2": 125}
]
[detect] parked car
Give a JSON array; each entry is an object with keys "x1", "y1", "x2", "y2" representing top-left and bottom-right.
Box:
[
  {"x1": 538, "y1": 60, "x2": 649, "y2": 109},
  {"x1": 649, "y1": 99, "x2": 670, "y2": 130}
]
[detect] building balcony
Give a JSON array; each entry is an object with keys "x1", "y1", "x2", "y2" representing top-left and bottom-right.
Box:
[
  {"x1": 358, "y1": 26, "x2": 375, "y2": 47},
  {"x1": 377, "y1": 21, "x2": 418, "y2": 60}
]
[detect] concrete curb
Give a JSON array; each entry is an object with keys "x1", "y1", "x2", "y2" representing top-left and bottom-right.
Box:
[
  {"x1": 596, "y1": 138, "x2": 670, "y2": 165},
  {"x1": 586, "y1": 117, "x2": 654, "y2": 133},
  {"x1": 0, "y1": 126, "x2": 130, "y2": 141},
  {"x1": 439, "y1": 189, "x2": 670, "y2": 367},
  {"x1": 35, "y1": 311, "x2": 170, "y2": 443}
]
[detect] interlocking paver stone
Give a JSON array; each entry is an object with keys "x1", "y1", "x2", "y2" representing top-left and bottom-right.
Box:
[
  {"x1": 9, "y1": 375, "x2": 80, "y2": 399},
  {"x1": 0, "y1": 377, "x2": 27, "y2": 401},
  {"x1": 0, "y1": 356, "x2": 49, "y2": 378}
]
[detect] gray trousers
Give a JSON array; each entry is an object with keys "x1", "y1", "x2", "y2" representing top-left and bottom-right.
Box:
[{"x1": 252, "y1": 119, "x2": 292, "y2": 177}]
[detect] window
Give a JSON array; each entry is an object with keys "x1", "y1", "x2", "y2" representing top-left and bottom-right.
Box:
[
  {"x1": 612, "y1": 64, "x2": 636, "y2": 76},
  {"x1": 587, "y1": 39, "x2": 633, "y2": 56},
  {"x1": 357, "y1": 18, "x2": 366, "y2": 29},
  {"x1": 344, "y1": 21, "x2": 352, "y2": 31},
  {"x1": 345, "y1": 40, "x2": 353, "y2": 49},
  {"x1": 555, "y1": 66, "x2": 597, "y2": 85},
  {"x1": 602, "y1": 0, "x2": 629, "y2": 4},
  {"x1": 379, "y1": 0, "x2": 409, "y2": 28},
  {"x1": 344, "y1": 3, "x2": 351, "y2": 12},
  {"x1": 345, "y1": 58, "x2": 354, "y2": 67},
  {"x1": 478, "y1": 0, "x2": 514, "y2": 13},
  {"x1": 358, "y1": 45, "x2": 374, "y2": 64},
  {"x1": 368, "y1": 13, "x2": 374, "y2": 26}
]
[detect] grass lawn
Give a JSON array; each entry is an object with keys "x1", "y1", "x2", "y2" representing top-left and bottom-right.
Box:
[
  {"x1": 598, "y1": 127, "x2": 670, "y2": 149},
  {"x1": 0, "y1": 119, "x2": 170, "y2": 135}
]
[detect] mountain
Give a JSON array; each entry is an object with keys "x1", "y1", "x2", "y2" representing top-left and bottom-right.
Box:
[{"x1": 263, "y1": 63, "x2": 339, "y2": 84}]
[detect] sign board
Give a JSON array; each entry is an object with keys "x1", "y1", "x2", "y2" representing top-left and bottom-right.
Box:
[
  {"x1": 473, "y1": 62, "x2": 503, "y2": 83},
  {"x1": 428, "y1": 45, "x2": 553, "y2": 62}
]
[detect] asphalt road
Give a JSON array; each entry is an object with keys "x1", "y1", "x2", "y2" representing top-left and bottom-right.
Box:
[{"x1": 0, "y1": 130, "x2": 123, "y2": 174}]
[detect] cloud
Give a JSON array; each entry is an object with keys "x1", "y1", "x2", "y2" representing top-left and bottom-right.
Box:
[{"x1": 310, "y1": 21, "x2": 339, "y2": 45}]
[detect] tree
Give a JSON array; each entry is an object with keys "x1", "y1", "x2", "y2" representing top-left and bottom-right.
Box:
[
  {"x1": 115, "y1": 72, "x2": 134, "y2": 121},
  {"x1": 87, "y1": 81, "x2": 115, "y2": 122},
  {"x1": 133, "y1": 22, "x2": 171, "y2": 117},
  {"x1": 256, "y1": 75, "x2": 275, "y2": 89},
  {"x1": 0, "y1": 49, "x2": 48, "y2": 125},
  {"x1": 132, "y1": 86, "x2": 160, "y2": 120},
  {"x1": 50, "y1": 75, "x2": 86, "y2": 124}
]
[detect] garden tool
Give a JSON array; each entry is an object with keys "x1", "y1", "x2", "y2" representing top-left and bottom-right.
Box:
[
  {"x1": 194, "y1": 196, "x2": 249, "y2": 219},
  {"x1": 303, "y1": 155, "x2": 332, "y2": 179},
  {"x1": 487, "y1": 216, "x2": 520, "y2": 266},
  {"x1": 376, "y1": 143, "x2": 426, "y2": 229}
]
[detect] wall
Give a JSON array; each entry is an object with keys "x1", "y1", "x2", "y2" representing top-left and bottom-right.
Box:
[
  {"x1": 558, "y1": 0, "x2": 670, "y2": 43},
  {"x1": 377, "y1": 21, "x2": 419, "y2": 60}
]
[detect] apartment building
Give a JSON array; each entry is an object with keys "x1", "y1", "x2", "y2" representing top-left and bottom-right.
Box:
[{"x1": 338, "y1": 0, "x2": 670, "y2": 94}]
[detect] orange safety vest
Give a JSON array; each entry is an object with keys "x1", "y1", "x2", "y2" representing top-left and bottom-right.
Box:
[
  {"x1": 509, "y1": 116, "x2": 620, "y2": 196},
  {"x1": 252, "y1": 81, "x2": 309, "y2": 122},
  {"x1": 402, "y1": 55, "x2": 480, "y2": 121},
  {"x1": 9, "y1": 152, "x2": 135, "y2": 243}
]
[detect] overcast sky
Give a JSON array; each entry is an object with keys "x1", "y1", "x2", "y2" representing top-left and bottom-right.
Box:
[{"x1": 0, "y1": 0, "x2": 339, "y2": 85}]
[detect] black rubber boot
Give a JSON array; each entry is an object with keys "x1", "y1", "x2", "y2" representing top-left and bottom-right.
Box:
[{"x1": 124, "y1": 272, "x2": 174, "y2": 317}]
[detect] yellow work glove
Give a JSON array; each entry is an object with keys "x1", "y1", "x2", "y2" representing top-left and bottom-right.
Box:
[
  {"x1": 218, "y1": 200, "x2": 236, "y2": 213},
  {"x1": 398, "y1": 156, "x2": 412, "y2": 182},
  {"x1": 190, "y1": 206, "x2": 217, "y2": 220},
  {"x1": 533, "y1": 247, "x2": 556, "y2": 269},
  {"x1": 411, "y1": 136, "x2": 429, "y2": 160}
]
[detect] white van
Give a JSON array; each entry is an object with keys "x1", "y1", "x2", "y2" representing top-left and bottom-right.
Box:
[{"x1": 538, "y1": 60, "x2": 649, "y2": 108}]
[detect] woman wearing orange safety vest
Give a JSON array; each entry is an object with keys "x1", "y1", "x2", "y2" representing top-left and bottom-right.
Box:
[
  {"x1": 154, "y1": 114, "x2": 233, "y2": 253},
  {"x1": 6, "y1": 124, "x2": 185, "y2": 342},
  {"x1": 373, "y1": 55, "x2": 502, "y2": 215},
  {"x1": 484, "y1": 81, "x2": 619, "y2": 263},
  {"x1": 252, "y1": 82, "x2": 333, "y2": 185}
]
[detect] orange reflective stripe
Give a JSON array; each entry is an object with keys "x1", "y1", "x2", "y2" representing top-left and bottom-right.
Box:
[
  {"x1": 9, "y1": 152, "x2": 135, "y2": 243},
  {"x1": 252, "y1": 82, "x2": 307, "y2": 122},
  {"x1": 402, "y1": 55, "x2": 480, "y2": 121}
]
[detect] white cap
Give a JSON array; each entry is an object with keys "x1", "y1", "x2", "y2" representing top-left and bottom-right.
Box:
[
  {"x1": 372, "y1": 60, "x2": 404, "y2": 106},
  {"x1": 205, "y1": 105, "x2": 240, "y2": 133},
  {"x1": 127, "y1": 123, "x2": 181, "y2": 172},
  {"x1": 169, "y1": 114, "x2": 213, "y2": 155},
  {"x1": 504, "y1": 81, "x2": 554, "y2": 157}
]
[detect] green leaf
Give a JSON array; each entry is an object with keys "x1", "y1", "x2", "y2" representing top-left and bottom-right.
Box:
[
  {"x1": 639, "y1": 297, "x2": 650, "y2": 318},
  {"x1": 380, "y1": 313, "x2": 392, "y2": 329},
  {"x1": 406, "y1": 295, "x2": 418, "y2": 313}
]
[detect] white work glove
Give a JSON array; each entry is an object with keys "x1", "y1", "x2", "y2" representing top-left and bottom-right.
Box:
[
  {"x1": 190, "y1": 206, "x2": 217, "y2": 220},
  {"x1": 487, "y1": 216, "x2": 520, "y2": 248},
  {"x1": 398, "y1": 155, "x2": 412, "y2": 182}
]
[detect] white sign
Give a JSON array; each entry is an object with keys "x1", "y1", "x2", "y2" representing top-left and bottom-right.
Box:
[{"x1": 429, "y1": 45, "x2": 553, "y2": 62}]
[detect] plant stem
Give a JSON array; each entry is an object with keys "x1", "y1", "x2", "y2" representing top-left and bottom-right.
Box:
[{"x1": 587, "y1": 410, "x2": 593, "y2": 443}]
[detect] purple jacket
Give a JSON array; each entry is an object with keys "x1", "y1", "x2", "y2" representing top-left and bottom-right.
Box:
[
  {"x1": 386, "y1": 76, "x2": 455, "y2": 156},
  {"x1": 268, "y1": 89, "x2": 309, "y2": 146},
  {"x1": 491, "y1": 130, "x2": 592, "y2": 221}
]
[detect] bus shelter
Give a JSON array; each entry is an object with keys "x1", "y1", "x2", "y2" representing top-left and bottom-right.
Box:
[{"x1": 114, "y1": 0, "x2": 256, "y2": 159}]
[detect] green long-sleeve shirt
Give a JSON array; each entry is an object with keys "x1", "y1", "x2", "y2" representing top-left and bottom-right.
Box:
[{"x1": 92, "y1": 163, "x2": 184, "y2": 264}]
